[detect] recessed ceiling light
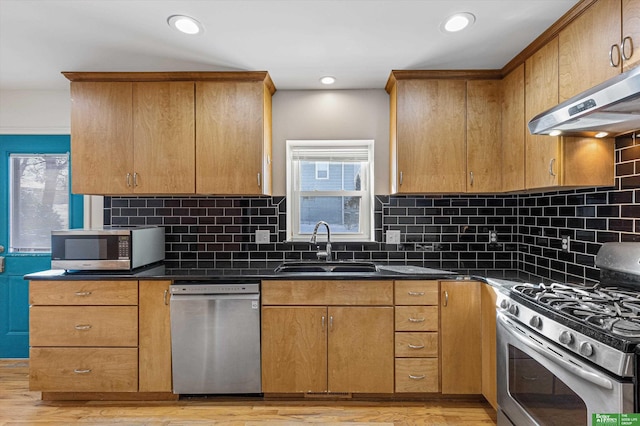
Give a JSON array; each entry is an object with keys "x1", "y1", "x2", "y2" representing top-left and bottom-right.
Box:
[
  {"x1": 442, "y1": 12, "x2": 475, "y2": 33},
  {"x1": 320, "y1": 76, "x2": 336, "y2": 85},
  {"x1": 595, "y1": 132, "x2": 609, "y2": 138},
  {"x1": 167, "y1": 15, "x2": 204, "y2": 35},
  {"x1": 549, "y1": 130, "x2": 562, "y2": 137}
]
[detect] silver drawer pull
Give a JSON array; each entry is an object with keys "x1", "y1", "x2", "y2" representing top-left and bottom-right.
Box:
[
  {"x1": 74, "y1": 324, "x2": 92, "y2": 330},
  {"x1": 407, "y1": 291, "x2": 425, "y2": 296},
  {"x1": 409, "y1": 374, "x2": 426, "y2": 380},
  {"x1": 408, "y1": 317, "x2": 425, "y2": 323},
  {"x1": 408, "y1": 343, "x2": 425, "y2": 349},
  {"x1": 74, "y1": 291, "x2": 92, "y2": 297},
  {"x1": 74, "y1": 369, "x2": 91, "y2": 374}
]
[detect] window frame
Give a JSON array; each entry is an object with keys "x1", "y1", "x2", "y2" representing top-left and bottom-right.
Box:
[{"x1": 286, "y1": 139, "x2": 375, "y2": 242}]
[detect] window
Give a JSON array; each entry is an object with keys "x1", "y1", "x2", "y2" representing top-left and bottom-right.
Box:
[
  {"x1": 286, "y1": 140, "x2": 374, "y2": 242},
  {"x1": 9, "y1": 153, "x2": 70, "y2": 252}
]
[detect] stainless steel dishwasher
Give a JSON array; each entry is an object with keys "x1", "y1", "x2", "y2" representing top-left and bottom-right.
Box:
[{"x1": 170, "y1": 281, "x2": 261, "y2": 394}]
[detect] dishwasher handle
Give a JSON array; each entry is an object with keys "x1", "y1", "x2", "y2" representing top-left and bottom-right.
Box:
[{"x1": 170, "y1": 293, "x2": 260, "y2": 302}]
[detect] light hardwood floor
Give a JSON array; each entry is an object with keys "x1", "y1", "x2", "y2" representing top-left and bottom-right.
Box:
[{"x1": 0, "y1": 360, "x2": 497, "y2": 425}]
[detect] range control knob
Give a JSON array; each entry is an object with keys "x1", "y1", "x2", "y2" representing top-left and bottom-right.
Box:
[
  {"x1": 500, "y1": 299, "x2": 509, "y2": 310},
  {"x1": 579, "y1": 342, "x2": 594, "y2": 357},
  {"x1": 508, "y1": 304, "x2": 519, "y2": 316},
  {"x1": 559, "y1": 331, "x2": 574, "y2": 345},
  {"x1": 529, "y1": 315, "x2": 542, "y2": 329}
]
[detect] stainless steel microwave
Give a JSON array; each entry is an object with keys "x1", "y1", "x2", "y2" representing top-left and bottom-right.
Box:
[{"x1": 51, "y1": 226, "x2": 165, "y2": 271}]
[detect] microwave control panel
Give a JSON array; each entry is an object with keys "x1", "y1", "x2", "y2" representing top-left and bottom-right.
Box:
[{"x1": 118, "y1": 236, "x2": 130, "y2": 259}]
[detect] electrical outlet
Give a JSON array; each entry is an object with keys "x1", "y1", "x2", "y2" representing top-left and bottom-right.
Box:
[
  {"x1": 561, "y1": 235, "x2": 570, "y2": 253},
  {"x1": 489, "y1": 230, "x2": 498, "y2": 243},
  {"x1": 255, "y1": 230, "x2": 270, "y2": 244},
  {"x1": 386, "y1": 230, "x2": 401, "y2": 244}
]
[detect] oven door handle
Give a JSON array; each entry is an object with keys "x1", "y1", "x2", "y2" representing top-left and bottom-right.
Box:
[{"x1": 498, "y1": 315, "x2": 614, "y2": 390}]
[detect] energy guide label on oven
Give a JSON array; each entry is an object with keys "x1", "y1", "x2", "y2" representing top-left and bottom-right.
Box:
[{"x1": 593, "y1": 413, "x2": 640, "y2": 425}]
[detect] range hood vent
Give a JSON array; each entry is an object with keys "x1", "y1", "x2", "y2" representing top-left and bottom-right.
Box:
[{"x1": 528, "y1": 66, "x2": 640, "y2": 138}]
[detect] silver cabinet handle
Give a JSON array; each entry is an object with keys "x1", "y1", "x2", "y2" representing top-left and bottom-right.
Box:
[
  {"x1": 443, "y1": 290, "x2": 449, "y2": 307},
  {"x1": 408, "y1": 343, "x2": 425, "y2": 349},
  {"x1": 408, "y1": 317, "x2": 425, "y2": 323},
  {"x1": 409, "y1": 374, "x2": 426, "y2": 380},
  {"x1": 133, "y1": 172, "x2": 138, "y2": 187},
  {"x1": 126, "y1": 173, "x2": 131, "y2": 187},
  {"x1": 74, "y1": 291, "x2": 92, "y2": 297},
  {"x1": 74, "y1": 369, "x2": 91, "y2": 374},
  {"x1": 322, "y1": 315, "x2": 325, "y2": 330},
  {"x1": 407, "y1": 291, "x2": 425, "y2": 296},
  {"x1": 329, "y1": 315, "x2": 333, "y2": 331},
  {"x1": 74, "y1": 324, "x2": 92, "y2": 330},
  {"x1": 548, "y1": 158, "x2": 556, "y2": 177},
  {"x1": 470, "y1": 171, "x2": 474, "y2": 186},
  {"x1": 622, "y1": 36, "x2": 634, "y2": 61},
  {"x1": 399, "y1": 171, "x2": 403, "y2": 186},
  {"x1": 257, "y1": 172, "x2": 261, "y2": 187},
  {"x1": 610, "y1": 43, "x2": 621, "y2": 67},
  {"x1": 164, "y1": 289, "x2": 169, "y2": 306}
]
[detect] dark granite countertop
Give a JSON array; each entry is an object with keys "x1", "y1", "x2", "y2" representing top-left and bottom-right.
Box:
[
  {"x1": 23, "y1": 263, "x2": 529, "y2": 295},
  {"x1": 25, "y1": 263, "x2": 460, "y2": 282}
]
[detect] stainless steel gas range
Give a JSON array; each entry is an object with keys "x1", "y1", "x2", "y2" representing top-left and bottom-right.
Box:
[{"x1": 495, "y1": 242, "x2": 640, "y2": 426}]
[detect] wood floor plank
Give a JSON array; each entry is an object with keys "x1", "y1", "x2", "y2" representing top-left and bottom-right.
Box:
[{"x1": 0, "y1": 360, "x2": 496, "y2": 425}]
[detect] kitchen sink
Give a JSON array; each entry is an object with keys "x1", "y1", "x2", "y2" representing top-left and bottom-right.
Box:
[{"x1": 274, "y1": 261, "x2": 378, "y2": 273}]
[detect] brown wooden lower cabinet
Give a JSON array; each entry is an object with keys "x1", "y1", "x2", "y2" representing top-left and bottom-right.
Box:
[
  {"x1": 28, "y1": 279, "x2": 173, "y2": 397},
  {"x1": 395, "y1": 358, "x2": 439, "y2": 393},
  {"x1": 261, "y1": 280, "x2": 394, "y2": 394},
  {"x1": 440, "y1": 281, "x2": 482, "y2": 395},
  {"x1": 29, "y1": 347, "x2": 138, "y2": 392}
]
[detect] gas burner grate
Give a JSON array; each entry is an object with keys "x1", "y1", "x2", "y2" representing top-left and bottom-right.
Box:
[{"x1": 511, "y1": 282, "x2": 640, "y2": 338}]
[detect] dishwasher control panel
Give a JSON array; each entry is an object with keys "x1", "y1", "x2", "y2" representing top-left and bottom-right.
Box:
[{"x1": 170, "y1": 282, "x2": 260, "y2": 295}]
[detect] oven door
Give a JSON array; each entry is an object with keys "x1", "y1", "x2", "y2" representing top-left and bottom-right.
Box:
[{"x1": 497, "y1": 313, "x2": 634, "y2": 426}]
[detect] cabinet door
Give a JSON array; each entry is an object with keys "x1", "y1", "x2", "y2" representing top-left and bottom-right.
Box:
[
  {"x1": 70, "y1": 82, "x2": 133, "y2": 194},
  {"x1": 559, "y1": 0, "x2": 621, "y2": 101},
  {"x1": 261, "y1": 307, "x2": 327, "y2": 393},
  {"x1": 328, "y1": 306, "x2": 394, "y2": 393},
  {"x1": 440, "y1": 281, "x2": 481, "y2": 395},
  {"x1": 196, "y1": 81, "x2": 268, "y2": 195},
  {"x1": 395, "y1": 79, "x2": 466, "y2": 193},
  {"x1": 138, "y1": 280, "x2": 172, "y2": 392},
  {"x1": 133, "y1": 82, "x2": 195, "y2": 194},
  {"x1": 525, "y1": 39, "x2": 561, "y2": 190},
  {"x1": 501, "y1": 64, "x2": 525, "y2": 192},
  {"x1": 481, "y1": 283, "x2": 498, "y2": 410},
  {"x1": 623, "y1": 0, "x2": 640, "y2": 71},
  {"x1": 467, "y1": 80, "x2": 502, "y2": 193}
]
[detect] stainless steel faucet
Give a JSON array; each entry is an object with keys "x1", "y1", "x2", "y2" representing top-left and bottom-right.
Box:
[{"x1": 310, "y1": 221, "x2": 332, "y2": 261}]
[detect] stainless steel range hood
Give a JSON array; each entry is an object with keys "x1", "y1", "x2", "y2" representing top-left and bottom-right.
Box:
[{"x1": 528, "y1": 66, "x2": 640, "y2": 138}]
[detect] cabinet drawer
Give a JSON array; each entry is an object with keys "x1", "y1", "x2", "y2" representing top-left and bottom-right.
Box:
[
  {"x1": 262, "y1": 280, "x2": 393, "y2": 305},
  {"x1": 29, "y1": 347, "x2": 138, "y2": 392},
  {"x1": 30, "y1": 306, "x2": 138, "y2": 347},
  {"x1": 395, "y1": 358, "x2": 439, "y2": 393},
  {"x1": 395, "y1": 306, "x2": 438, "y2": 331},
  {"x1": 30, "y1": 280, "x2": 138, "y2": 305},
  {"x1": 395, "y1": 332, "x2": 438, "y2": 357},
  {"x1": 394, "y1": 281, "x2": 439, "y2": 305}
]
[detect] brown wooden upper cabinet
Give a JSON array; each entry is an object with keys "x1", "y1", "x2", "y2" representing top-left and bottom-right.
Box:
[
  {"x1": 63, "y1": 72, "x2": 275, "y2": 196},
  {"x1": 467, "y1": 80, "x2": 502, "y2": 193},
  {"x1": 559, "y1": 0, "x2": 640, "y2": 101},
  {"x1": 388, "y1": 76, "x2": 466, "y2": 194},
  {"x1": 196, "y1": 80, "x2": 273, "y2": 195},
  {"x1": 387, "y1": 72, "x2": 502, "y2": 194},
  {"x1": 501, "y1": 64, "x2": 525, "y2": 192},
  {"x1": 526, "y1": 38, "x2": 614, "y2": 191}
]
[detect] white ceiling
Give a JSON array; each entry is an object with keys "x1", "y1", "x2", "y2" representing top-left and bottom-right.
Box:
[{"x1": 0, "y1": 0, "x2": 580, "y2": 91}]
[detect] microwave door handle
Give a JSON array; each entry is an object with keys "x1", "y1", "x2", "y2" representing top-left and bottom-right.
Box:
[{"x1": 498, "y1": 315, "x2": 613, "y2": 390}]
